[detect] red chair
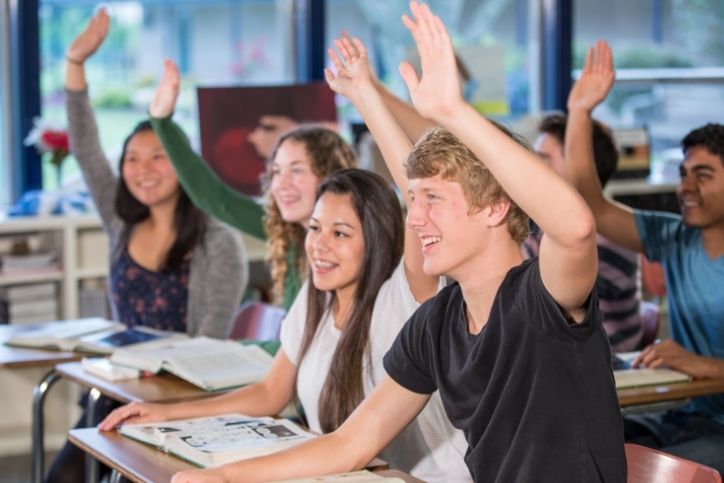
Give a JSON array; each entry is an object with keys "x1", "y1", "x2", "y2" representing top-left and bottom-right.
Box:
[
  {"x1": 625, "y1": 443, "x2": 722, "y2": 483},
  {"x1": 229, "y1": 301, "x2": 286, "y2": 341}
]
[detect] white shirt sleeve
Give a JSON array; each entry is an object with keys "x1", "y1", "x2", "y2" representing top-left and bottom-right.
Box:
[{"x1": 279, "y1": 281, "x2": 310, "y2": 366}]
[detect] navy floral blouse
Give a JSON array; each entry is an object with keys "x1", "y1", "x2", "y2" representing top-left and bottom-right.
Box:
[{"x1": 110, "y1": 250, "x2": 189, "y2": 333}]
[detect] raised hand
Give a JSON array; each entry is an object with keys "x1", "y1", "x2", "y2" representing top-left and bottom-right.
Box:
[
  {"x1": 567, "y1": 41, "x2": 615, "y2": 114},
  {"x1": 97, "y1": 401, "x2": 168, "y2": 431},
  {"x1": 150, "y1": 59, "x2": 181, "y2": 118},
  {"x1": 66, "y1": 8, "x2": 110, "y2": 65},
  {"x1": 324, "y1": 35, "x2": 376, "y2": 102},
  {"x1": 399, "y1": 1, "x2": 464, "y2": 122}
]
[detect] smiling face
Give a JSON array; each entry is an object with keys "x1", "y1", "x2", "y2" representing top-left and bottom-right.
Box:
[
  {"x1": 305, "y1": 192, "x2": 365, "y2": 297},
  {"x1": 120, "y1": 130, "x2": 180, "y2": 208},
  {"x1": 269, "y1": 139, "x2": 321, "y2": 225},
  {"x1": 406, "y1": 173, "x2": 488, "y2": 278},
  {"x1": 677, "y1": 145, "x2": 724, "y2": 229}
]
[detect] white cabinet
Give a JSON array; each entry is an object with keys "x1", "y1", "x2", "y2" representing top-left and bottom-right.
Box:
[{"x1": 0, "y1": 215, "x2": 109, "y2": 323}]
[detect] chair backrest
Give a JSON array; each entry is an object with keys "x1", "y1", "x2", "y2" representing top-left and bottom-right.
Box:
[
  {"x1": 229, "y1": 301, "x2": 286, "y2": 341},
  {"x1": 625, "y1": 443, "x2": 722, "y2": 483},
  {"x1": 639, "y1": 300, "x2": 660, "y2": 348},
  {"x1": 641, "y1": 256, "x2": 667, "y2": 298}
]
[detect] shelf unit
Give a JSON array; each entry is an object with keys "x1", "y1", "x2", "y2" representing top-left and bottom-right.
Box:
[{"x1": 0, "y1": 215, "x2": 109, "y2": 322}]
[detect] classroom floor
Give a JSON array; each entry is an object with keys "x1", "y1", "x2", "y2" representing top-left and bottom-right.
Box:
[{"x1": 0, "y1": 451, "x2": 57, "y2": 483}]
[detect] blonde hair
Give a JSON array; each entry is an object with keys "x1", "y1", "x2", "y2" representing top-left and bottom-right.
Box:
[
  {"x1": 262, "y1": 125, "x2": 357, "y2": 302},
  {"x1": 405, "y1": 125, "x2": 530, "y2": 243}
]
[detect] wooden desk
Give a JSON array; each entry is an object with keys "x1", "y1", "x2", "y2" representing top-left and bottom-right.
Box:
[
  {"x1": 34, "y1": 361, "x2": 222, "y2": 483},
  {"x1": 618, "y1": 378, "x2": 724, "y2": 413},
  {"x1": 69, "y1": 428, "x2": 424, "y2": 483}
]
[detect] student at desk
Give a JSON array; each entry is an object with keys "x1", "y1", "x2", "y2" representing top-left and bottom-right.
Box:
[
  {"x1": 524, "y1": 114, "x2": 643, "y2": 352},
  {"x1": 49, "y1": 10, "x2": 246, "y2": 483},
  {"x1": 149, "y1": 59, "x2": 357, "y2": 309},
  {"x1": 563, "y1": 40, "x2": 724, "y2": 471},
  {"x1": 129, "y1": 4, "x2": 625, "y2": 482}
]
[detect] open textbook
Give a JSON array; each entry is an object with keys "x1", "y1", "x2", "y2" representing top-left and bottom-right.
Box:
[
  {"x1": 110, "y1": 337, "x2": 274, "y2": 391},
  {"x1": 5, "y1": 318, "x2": 184, "y2": 354},
  {"x1": 119, "y1": 414, "x2": 314, "y2": 468},
  {"x1": 277, "y1": 470, "x2": 404, "y2": 482},
  {"x1": 613, "y1": 351, "x2": 691, "y2": 389}
]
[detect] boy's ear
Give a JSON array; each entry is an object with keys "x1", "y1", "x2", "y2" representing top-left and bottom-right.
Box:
[{"x1": 478, "y1": 199, "x2": 511, "y2": 228}]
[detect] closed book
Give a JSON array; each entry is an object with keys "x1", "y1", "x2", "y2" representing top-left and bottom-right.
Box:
[
  {"x1": 614, "y1": 368, "x2": 691, "y2": 389},
  {"x1": 81, "y1": 357, "x2": 141, "y2": 381},
  {"x1": 119, "y1": 414, "x2": 315, "y2": 468},
  {"x1": 0, "y1": 282, "x2": 56, "y2": 301}
]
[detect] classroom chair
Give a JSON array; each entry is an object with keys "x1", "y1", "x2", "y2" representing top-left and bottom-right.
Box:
[
  {"x1": 229, "y1": 301, "x2": 286, "y2": 341},
  {"x1": 625, "y1": 443, "x2": 722, "y2": 483},
  {"x1": 639, "y1": 300, "x2": 661, "y2": 348}
]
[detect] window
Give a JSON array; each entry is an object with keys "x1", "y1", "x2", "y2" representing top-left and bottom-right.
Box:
[
  {"x1": 325, "y1": 0, "x2": 538, "y2": 126},
  {"x1": 575, "y1": 0, "x2": 724, "y2": 173},
  {"x1": 39, "y1": 0, "x2": 295, "y2": 189},
  {"x1": 0, "y1": 0, "x2": 10, "y2": 209}
]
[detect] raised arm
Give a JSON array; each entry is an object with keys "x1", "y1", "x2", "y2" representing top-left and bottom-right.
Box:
[
  {"x1": 64, "y1": 9, "x2": 119, "y2": 228},
  {"x1": 400, "y1": 1, "x2": 597, "y2": 318},
  {"x1": 149, "y1": 60, "x2": 267, "y2": 240},
  {"x1": 170, "y1": 376, "x2": 430, "y2": 483},
  {"x1": 99, "y1": 349, "x2": 299, "y2": 430},
  {"x1": 565, "y1": 41, "x2": 643, "y2": 253},
  {"x1": 325, "y1": 36, "x2": 437, "y2": 302}
]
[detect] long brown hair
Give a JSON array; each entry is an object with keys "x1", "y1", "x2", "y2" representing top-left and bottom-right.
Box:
[
  {"x1": 297, "y1": 169, "x2": 404, "y2": 433},
  {"x1": 262, "y1": 126, "x2": 357, "y2": 303}
]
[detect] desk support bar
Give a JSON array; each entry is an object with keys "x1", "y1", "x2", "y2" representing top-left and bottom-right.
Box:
[
  {"x1": 85, "y1": 387, "x2": 102, "y2": 483},
  {"x1": 32, "y1": 370, "x2": 61, "y2": 483}
]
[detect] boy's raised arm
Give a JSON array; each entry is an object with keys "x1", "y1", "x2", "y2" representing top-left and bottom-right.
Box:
[
  {"x1": 565, "y1": 41, "x2": 644, "y2": 253},
  {"x1": 400, "y1": 1, "x2": 597, "y2": 318},
  {"x1": 325, "y1": 35, "x2": 438, "y2": 302}
]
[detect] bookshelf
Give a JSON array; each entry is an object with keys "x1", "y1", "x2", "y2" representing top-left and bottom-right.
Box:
[{"x1": 0, "y1": 215, "x2": 110, "y2": 323}]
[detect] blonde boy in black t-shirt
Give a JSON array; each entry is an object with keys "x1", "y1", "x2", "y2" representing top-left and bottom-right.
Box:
[{"x1": 169, "y1": 3, "x2": 625, "y2": 482}]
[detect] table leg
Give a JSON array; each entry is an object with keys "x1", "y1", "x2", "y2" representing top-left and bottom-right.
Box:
[
  {"x1": 85, "y1": 387, "x2": 102, "y2": 483},
  {"x1": 31, "y1": 370, "x2": 61, "y2": 483}
]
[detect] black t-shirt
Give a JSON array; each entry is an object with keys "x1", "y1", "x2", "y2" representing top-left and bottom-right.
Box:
[{"x1": 384, "y1": 258, "x2": 626, "y2": 482}]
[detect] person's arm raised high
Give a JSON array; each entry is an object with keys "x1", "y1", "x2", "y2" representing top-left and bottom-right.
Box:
[
  {"x1": 64, "y1": 8, "x2": 118, "y2": 227},
  {"x1": 149, "y1": 60, "x2": 266, "y2": 239},
  {"x1": 565, "y1": 41, "x2": 643, "y2": 253},
  {"x1": 399, "y1": 1, "x2": 597, "y2": 320},
  {"x1": 325, "y1": 36, "x2": 437, "y2": 302}
]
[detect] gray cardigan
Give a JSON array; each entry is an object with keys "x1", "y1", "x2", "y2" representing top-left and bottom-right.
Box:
[{"x1": 66, "y1": 89, "x2": 247, "y2": 338}]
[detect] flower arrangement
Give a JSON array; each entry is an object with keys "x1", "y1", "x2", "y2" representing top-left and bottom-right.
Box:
[{"x1": 24, "y1": 117, "x2": 70, "y2": 186}]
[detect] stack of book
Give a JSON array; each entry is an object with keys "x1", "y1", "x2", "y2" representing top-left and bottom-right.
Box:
[
  {"x1": 0, "y1": 282, "x2": 58, "y2": 324},
  {"x1": 0, "y1": 252, "x2": 58, "y2": 274}
]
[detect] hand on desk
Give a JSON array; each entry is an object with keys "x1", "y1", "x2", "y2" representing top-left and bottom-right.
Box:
[
  {"x1": 98, "y1": 401, "x2": 168, "y2": 431},
  {"x1": 633, "y1": 339, "x2": 724, "y2": 379}
]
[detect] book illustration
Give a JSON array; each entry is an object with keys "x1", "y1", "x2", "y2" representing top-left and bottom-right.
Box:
[{"x1": 120, "y1": 414, "x2": 314, "y2": 467}]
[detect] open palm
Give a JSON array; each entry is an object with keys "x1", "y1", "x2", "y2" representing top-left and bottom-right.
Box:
[
  {"x1": 150, "y1": 59, "x2": 181, "y2": 118},
  {"x1": 67, "y1": 8, "x2": 110, "y2": 63},
  {"x1": 400, "y1": 1, "x2": 463, "y2": 122},
  {"x1": 567, "y1": 41, "x2": 615, "y2": 113},
  {"x1": 324, "y1": 36, "x2": 375, "y2": 101}
]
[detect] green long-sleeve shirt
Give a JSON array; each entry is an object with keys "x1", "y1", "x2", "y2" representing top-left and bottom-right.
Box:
[{"x1": 151, "y1": 115, "x2": 302, "y2": 310}]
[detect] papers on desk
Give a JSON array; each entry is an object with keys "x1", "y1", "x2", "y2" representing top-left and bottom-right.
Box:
[
  {"x1": 119, "y1": 413, "x2": 314, "y2": 468},
  {"x1": 613, "y1": 351, "x2": 692, "y2": 389},
  {"x1": 81, "y1": 357, "x2": 142, "y2": 381},
  {"x1": 4, "y1": 318, "x2": 185, "y2": 354},
  {"x1": 110, "y1": 337, "x2": 274, "y2": 391}
]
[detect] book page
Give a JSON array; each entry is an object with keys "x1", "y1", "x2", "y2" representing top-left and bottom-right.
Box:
[{"x1": 155, "y1": 415, "x2": 313, "y2": 466}]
